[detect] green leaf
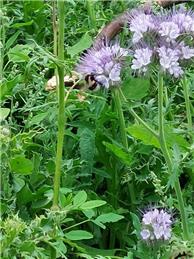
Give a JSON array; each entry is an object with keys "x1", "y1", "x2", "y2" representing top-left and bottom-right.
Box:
[
  {"x1": 80, "y1": 244, "x2": 116, "y2": 257},
  {"x1": 8, "y1": 44, "x2": 32, "y2": 63},
  {"x1": 103, "y1": 141, "x2": 132, "y2": 166},
  {"x1": 64, "y1": 230, "x2": 93, "y2": 240},
  {"x1": 130, "y1": 212, "x2": 141, "y2": 233},
  {"x1": 0, "y1": 108, "x2": 10, "y2": 122},
  {"x1": 27, "y1": 112, "x2": 49, "y2": 127},
  {"x1": 0, "y1": 75, "x2": 21, "y2": 100},
  {"x1": 95, "y1": 213, "x2": 124, "y2": 224},
  {"x1": 67, "y1": 33, "x2": 93, "y2": 57},
  {"x1": 10, "y1": 155, "x2": 33, "y2": 175},
  {"x1": 93, "y1": 213, "x2": 124, "y2": 229},
  {"x1": 13, "y1": 176, "x2": 25, "y2": 193},
  {"x1": 17, "y1": 184, "x2": 33, "y2": 204},
  {"x1": 5, "y1": 31, "x2": 21, "y2": 49},
  {"x1": 122, "y1": 77, "x2": 150, "y2": 100},
  {"x1": 73, "y1": 190, "x2": 87, "y2": 207},
  {"x1": 11, "y1": 20, "x2": 33, "y2": 29},
  {"x1": 80, "y1": 200, "x2": 106, "y2": 210},
  {"x1": 127, "y1": 124, "x2": 160, "y2": 148}
]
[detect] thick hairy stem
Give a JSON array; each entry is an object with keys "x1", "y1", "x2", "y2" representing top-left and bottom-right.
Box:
[
  {"x1": 52, "y1": 0, "x2": 65, "y2": 208},
  {"x1": 130, "y1": 108, "x2": 159, "y2": 139},
  {"x1": 182, "y1": 76, "x2": 193, "y2": 133},
  {"x1": 52, "y1": 0, "x2": 59, "y2": 96},
  {"x1": 158, "y1": 74, "x2": 190, "y2": 240}
]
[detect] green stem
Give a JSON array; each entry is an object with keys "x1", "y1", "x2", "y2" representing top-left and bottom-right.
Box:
[
  {"x1": 52, "y1": 0, "x2": 59, "y2": 97},
  {"x1": 129, "y1": 108, "x2": 159, "y2": 139},
  {"x1": 182, "y1": 76, "x2": 193, "y2": 132},
  {"x1": 112, "y1": 87, "x2": 136, "y2": 206},
  {"x1": 63, "y1": 219, "x2": 90, "y2": 231},
  {"x1": 86, "y1": 0, "x2": 96, "y2": 30},
  {"x1": 158, "y1": 73, "x2": 189, "y2": 240},
  {"x1": 52, "y1": 0, "x2": 65, "y2": 208}
]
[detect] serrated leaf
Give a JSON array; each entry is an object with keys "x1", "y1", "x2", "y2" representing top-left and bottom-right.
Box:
[
  {"x1": 103, "y1": 141, "x2": 132, "y2": 166},
  {"x1": 122, "y1": 77, "x2": 150, "y2": 100},
  {"x1": 73, "y1": 190, "x2": 87, "y2": 207},
  {"x1": 67, "y1": 33, "x2": 93, "y2": 57},
  {"x1": 64, "y1": 230, "x2": 93, "y2": 240},
  {"x1": 10, "y1": 155, "x2": 33, "y2": 175},
  {"x1": 80, "y1": 200, "x2": 106, "y2": 210}
]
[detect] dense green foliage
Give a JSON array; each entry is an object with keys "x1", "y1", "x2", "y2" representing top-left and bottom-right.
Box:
[{"x1": 0, "y1": 1, "x2": 194, "y2": 258}]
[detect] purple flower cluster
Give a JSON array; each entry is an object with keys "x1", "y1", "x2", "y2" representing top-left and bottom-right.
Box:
[
  {"x1": 128, "y1": 8, "x2": 194, "y2": 77},
  {"x1": 140, "y1": 208, "x2": 172, "y2": 242},
  {"x1": 76, "y1": 41, "x2": 128, "y2": 89}
]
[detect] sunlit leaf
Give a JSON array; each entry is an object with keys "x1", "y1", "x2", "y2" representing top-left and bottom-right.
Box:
[
  {"x1": 67, "y1": 33, "x2": 93, "y2": 57},
  {"x1": 122, "y1": 77, "x2": 150, "y2": 100},
  {"x1": 80, "y1": 200, "x2": 106, "y2": 210},
  {"x1": 10, "y1": 155, "x2": 33, "y2": 175},
  {"x1": 64, "y1": 230, "x2": 93, "y2": 240},
  {"x1": 73, "y1": 190, "x2": 87, "y2": 206},
  {"x1": 0, "y1": 108, "x2": 10, "y2": 122},
  {"x1": 103, "y1": 141, "x2": 132, "y2": 166}
]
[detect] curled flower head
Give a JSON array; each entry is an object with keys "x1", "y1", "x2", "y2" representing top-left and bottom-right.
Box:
[
  {"x1": 131, "y1": 47, "x2": 153, "y2": 72},
  {"x1": 128, "y1": 8, "x2": 156, "y2": 43},
  {"x1": 76, "y1": 41, "x2": 128, "y2": 89},
  {"x1": 171, "y1": 8, "x2": 194, "y2": 34},
  {"x1": 179, "y1": 43, "x2": 194, "y2": 60},
  {"x1": 159, "y1": 21, "x2": 180, "y2": 42},
  {"x1": 140, "y1": 208, "x2": 172, "y2": 242},
  {"x1": 128, "y1": 7, "x2": 194, "y2": 78},
  {"x1": 157, "y1": 45, "x2": 183, "y2": 78}
]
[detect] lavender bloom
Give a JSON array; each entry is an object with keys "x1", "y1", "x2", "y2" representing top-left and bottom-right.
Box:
[
  {"x1": 129, "y1": 10, "x2": 156, "y2": 43},
  {"x1": 159, "y1": 21, "x2": 180, "y2": 42},
  {"x1": 171, "y1": 10, "x2": 194, "y2": 33},
  {"x1": 76, "y1": 42, "x2": 128, "y2": 89},
  {"x1": 158, "y1": 46, "x2": 183, "y2": 78},
  {"x1": 131, "y1": 47, "x2": 153, "y2": 72},
  {"x1": 140, "y1": 208, "x2": 172, "y2": 242},
  {"x1": 128, "y1": 8, "x2": 194, "y2": 78},
  {"x1": 179, "y1": 43, "x2": 194, "y2": 60}
]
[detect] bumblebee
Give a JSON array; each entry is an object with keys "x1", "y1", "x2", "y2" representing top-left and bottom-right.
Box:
[{"x1": 85, "y1": 74, "x2": 102, "y2": 91}]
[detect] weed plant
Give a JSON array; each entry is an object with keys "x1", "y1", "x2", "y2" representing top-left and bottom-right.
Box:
[{"x1": 0, "y1": 1, "x2": 194, "y2": 258}]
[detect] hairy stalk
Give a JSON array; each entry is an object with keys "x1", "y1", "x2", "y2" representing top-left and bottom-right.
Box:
[
  {"x1": 182, "y1": 76, "x2": 193, "y2": 133},
  {"x1": 119, "y1": 88, "x2": 158, "y2": 139},
  {"x1": 112, "y1": 87, "x2": 136, "y2": 206},
  {"x1": 52, "y1": 0, "x2": 65, "y2": 208},
  {"x1": 129, "y1": 108, "x2": 159, "y2": 139},
  {"x1": 52, "y1": 0, "x2": 59, "y2": 97},
  {"x1": 158, "y1": 73, "x2": 189, "y2": 240},
  {"x1": 86, "y1": 0, "x2": 96, "y2": 30}
]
